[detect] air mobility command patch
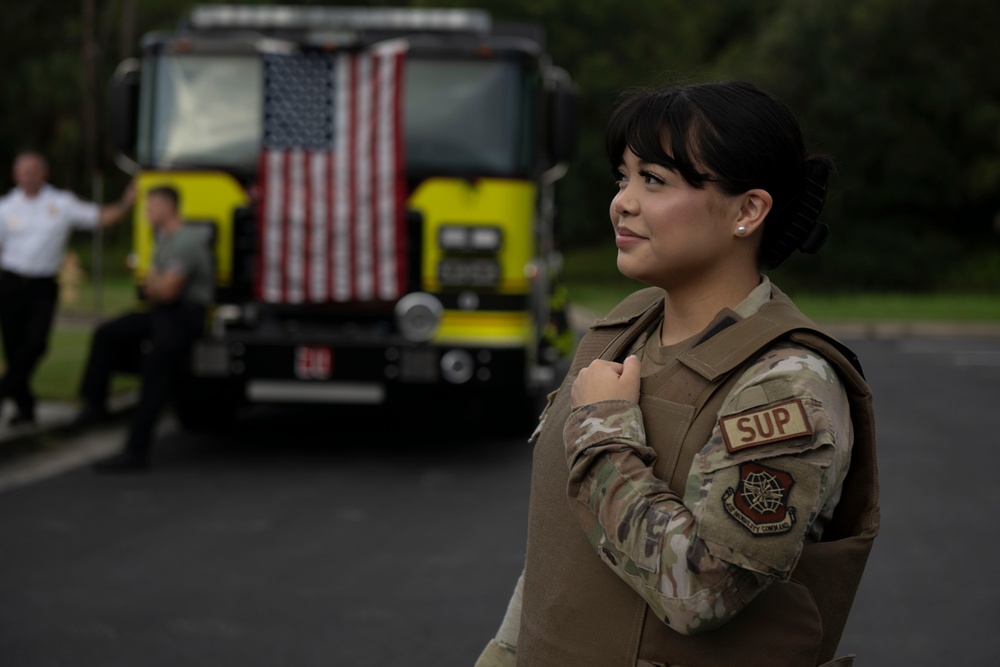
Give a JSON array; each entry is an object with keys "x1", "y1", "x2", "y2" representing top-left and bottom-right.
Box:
[
  {"x1": 719, "y1": 399, "x2": 812, "y2": 454},
  {"x1": 722, "y1": 462, "x2": 796, "y2": 536}
]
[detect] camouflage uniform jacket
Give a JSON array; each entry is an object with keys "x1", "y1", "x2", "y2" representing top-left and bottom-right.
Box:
[
  {"x1": 564, "y1": 278, "x2": 853, "y2": 634},
  {"x1": 514, "y1": 282, "x2": 878, "y2": 667}
]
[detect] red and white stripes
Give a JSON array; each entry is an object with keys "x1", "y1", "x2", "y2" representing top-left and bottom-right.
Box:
[{"x1": 257, "y1": 41, "x2": 407, "y2": 304}]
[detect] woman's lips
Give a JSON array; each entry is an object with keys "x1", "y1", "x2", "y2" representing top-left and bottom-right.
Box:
[{"x1": 615, "y1": 228, "x2": 645, "y2": 248}]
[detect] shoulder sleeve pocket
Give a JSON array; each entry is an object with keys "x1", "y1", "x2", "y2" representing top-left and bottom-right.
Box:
[{"x1": 697, "y1": 455, "x2": 823, "y2": 578}]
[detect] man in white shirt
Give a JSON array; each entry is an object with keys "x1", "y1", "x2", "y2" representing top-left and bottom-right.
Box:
[{"x1": 0, "y1": 151, "x2": 134, "y2": 424}]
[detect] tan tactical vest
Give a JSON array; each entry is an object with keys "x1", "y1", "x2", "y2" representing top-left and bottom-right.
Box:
[{"x1": 518, "y1": 286, "x2": 879, "y2": 667}]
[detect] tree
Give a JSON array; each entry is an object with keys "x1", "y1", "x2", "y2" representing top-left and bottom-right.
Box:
[
  {"x1": 715, "y1": 0, "x2": 1000, "y2": 288},
  {"x1": 3, "y1": 0, "x2": 997, "y2": 290}
]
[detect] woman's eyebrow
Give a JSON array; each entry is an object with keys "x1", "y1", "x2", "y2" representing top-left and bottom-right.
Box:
[{"x1": 636, "y1": 158, "x2": 674, "y2": 171}]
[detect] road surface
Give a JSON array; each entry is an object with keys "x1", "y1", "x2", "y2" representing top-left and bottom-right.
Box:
[{"x1": 1, "y1": 335, "x2": 999, "y2": 666}]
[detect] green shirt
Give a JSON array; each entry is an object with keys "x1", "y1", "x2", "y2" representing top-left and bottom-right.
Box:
[{"x1": 153, "y1": 225, "x2": 214, "y2": 306}]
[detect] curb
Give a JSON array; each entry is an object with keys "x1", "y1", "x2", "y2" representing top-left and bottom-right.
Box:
[
  {"x1": 814, "y1": 320, "x2": 1000, "y2": 339},
  {"x1": 0, "y1": 394, "x2": 140, "y2": 492},
  {"x1": 0, "y1": 393, "x2": 137, "y2": 459}
]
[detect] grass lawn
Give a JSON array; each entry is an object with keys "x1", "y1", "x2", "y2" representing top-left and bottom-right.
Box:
[
  {"x1": 0, "y1": 275, "x2": 138, "y2": 404},
  {"x1": 785, "y1": 292, "x2": 1000, "y2": 322},
  {"x1": 567, "y1": 282, "x2": 1000, "y2": 323},
  {"x1": 59, "y1": 273, "x2": 139, "y2": 319},
  {"x1": 561, "y1": 245, "x2": 1000, "y2": 322}
]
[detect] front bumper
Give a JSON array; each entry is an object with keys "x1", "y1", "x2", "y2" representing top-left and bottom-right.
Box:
[{"x1": 190, "y1": 334, "x2": 528, "y2": 405}]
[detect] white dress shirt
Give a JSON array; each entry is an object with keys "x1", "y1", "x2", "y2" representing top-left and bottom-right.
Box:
[{"x1": 0, "y1": 184, "x2": 100, "y2": 277}]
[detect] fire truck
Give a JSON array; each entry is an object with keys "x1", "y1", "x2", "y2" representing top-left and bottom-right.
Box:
[{"x1": 110, "y1": 5, "x2": 578, "y2": 429}]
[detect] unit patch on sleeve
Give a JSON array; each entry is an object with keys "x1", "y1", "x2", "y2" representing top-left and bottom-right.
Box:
[
  {"x1": 719, "y1": 398, "x2": 812, "y2": 454},
  {"x1": 722, "y1": 462, "x2": 796, "y2": 536}
]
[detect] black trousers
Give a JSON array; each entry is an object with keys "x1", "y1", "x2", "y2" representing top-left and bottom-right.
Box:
[
  {"x1": 0, "y1": 271, "x2": 59, "y2": 416},
  {"x1": 79, "y1": 301, "x2": 205, "y2": 458}
]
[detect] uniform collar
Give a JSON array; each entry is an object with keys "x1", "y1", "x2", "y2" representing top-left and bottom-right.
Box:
[
  {"x1": 13, "y1": 183, "x2": 53, "y2": 201},
  {"x1": 732, "y1": 274, "x2": 772, "y2": 319}
]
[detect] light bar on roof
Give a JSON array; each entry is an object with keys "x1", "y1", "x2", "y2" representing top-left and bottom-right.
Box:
[{"x1": 189, "y1": 5, "x2": 492, "y2": 33}]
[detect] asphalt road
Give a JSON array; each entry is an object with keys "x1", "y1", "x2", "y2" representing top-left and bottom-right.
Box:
[{"x1": 1, "y1": 334, "x2": 999, "y2": 666}]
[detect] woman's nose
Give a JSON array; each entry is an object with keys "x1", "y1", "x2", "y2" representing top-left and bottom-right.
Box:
[{"x1": 612, "y1": 187, "x2": 637, "y2": 216}]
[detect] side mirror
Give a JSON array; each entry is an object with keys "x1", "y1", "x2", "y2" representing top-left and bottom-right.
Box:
[
  {"x1": 546, "y1": 69, "x2": 578, "y2": 164},
  {"x1": 110, "y1": 58, "x2": 141, "y2": 155}
]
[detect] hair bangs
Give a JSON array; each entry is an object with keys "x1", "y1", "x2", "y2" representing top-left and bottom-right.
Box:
[{"x1": 606, "y1": 89, "x2": 713, "y2": 188}]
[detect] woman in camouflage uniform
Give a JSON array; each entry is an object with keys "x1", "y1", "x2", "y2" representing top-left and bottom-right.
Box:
[{"x1": 476, "y1": 81, "x2": 878, "y2": 667}]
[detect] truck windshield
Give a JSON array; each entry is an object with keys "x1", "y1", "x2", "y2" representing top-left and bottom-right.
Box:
[
  {"x1": 405, "y1": 59, "x2": 529, "y2": 175},
  {"x1": 138, "y1": 54, "x2": 263, "y2": 169},
  {"x1": 138, "y1": 53, "x2": 530, "y2": 175}
]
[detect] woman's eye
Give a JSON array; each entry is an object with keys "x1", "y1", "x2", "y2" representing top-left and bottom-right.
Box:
[{"x1": 639, "y1": 170, "x2": 665, "y2": 185}]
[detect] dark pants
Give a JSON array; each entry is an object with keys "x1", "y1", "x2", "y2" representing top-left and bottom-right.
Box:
[
  {"x1": 79, "y1": 301, "x2": 205, "y2": 458},
  {"x1": 0, "y1": 271, "x2": 59, "y2": 416}
]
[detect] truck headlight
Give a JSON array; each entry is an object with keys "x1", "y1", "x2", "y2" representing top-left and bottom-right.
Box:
[
  {"x1": 438, "y1": 225, "x2": 502, "y2": 253},
  {"x1": 468, "y1": 226, "x2": 502, "y2": 252}
]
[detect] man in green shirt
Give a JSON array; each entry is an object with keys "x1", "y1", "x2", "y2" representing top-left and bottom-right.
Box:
[{"x1": 74, "y1": 185, "x2": 213, "y2": 471}]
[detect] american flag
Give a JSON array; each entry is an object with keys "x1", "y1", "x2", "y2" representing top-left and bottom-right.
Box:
[{"x1": 256, "y1": 41, "x2": 408, "y2": 304}]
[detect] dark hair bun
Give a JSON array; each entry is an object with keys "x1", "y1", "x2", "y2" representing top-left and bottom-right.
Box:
[{"x1": 760, "y1": 156, "x2": 835, "y2": 268}]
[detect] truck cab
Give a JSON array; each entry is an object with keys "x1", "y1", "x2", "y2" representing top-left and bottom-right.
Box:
[{"x1": 111, "y1": 5, "x2": 577, "y2": 429}]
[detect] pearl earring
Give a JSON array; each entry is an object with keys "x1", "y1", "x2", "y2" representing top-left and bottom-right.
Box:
[{"x1": 737, "y1": 225, "x2": 747, "y2": 235}]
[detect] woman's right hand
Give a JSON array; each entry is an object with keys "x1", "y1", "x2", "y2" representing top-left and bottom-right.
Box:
[{"x1": 571, "y1": 355, "x2": 641, "y2": 407}]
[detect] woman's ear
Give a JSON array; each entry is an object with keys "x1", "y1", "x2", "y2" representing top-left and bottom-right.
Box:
[{"x1": 734, "y1": 189, "x2": 772, "y2": 237}]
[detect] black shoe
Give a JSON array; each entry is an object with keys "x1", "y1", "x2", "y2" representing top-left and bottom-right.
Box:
[
  {"x1": 12, "y1": 396, "x2": 35, "y2": 425},
  {"x1": 8, "y1": 411, "x2": 36, "y2": 426},
  {"x1": 92, "y1": 451, "x2": 148, "y2": 473},
  {"x1": 68, "y1": 405, "x2": 110, "y2": 430}
]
